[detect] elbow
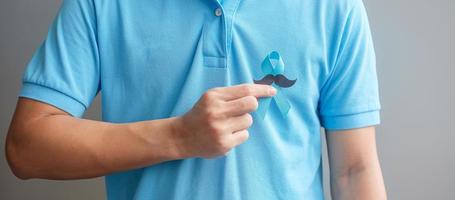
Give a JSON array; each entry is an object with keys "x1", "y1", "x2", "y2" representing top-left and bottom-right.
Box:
[
  {"x1": 5, "y1": 132, "x2": 35, "y2": 180},
  {"x1": 332, "y1": 162, "x2": 381, "y2": 183}
]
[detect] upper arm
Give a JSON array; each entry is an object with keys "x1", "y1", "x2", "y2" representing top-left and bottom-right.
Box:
[
  {"x1": 318, "y1": 1, "x2": 381, "y2": 173},
  {"x1": 10, "y1": 0, "x2": 100, "y2": 143},
  {"x1": 19, "y1": 0, "x2": 100, "y2": 118},
  {"x1": 326, "y1": 126, "x2": 381, "y2": 177}
]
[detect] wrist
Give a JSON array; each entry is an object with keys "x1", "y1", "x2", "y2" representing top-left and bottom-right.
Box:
[
  {"x1": 169, "y1": 116, "x2": 192, "y2": 159},
  {"x1": 126, "y1": 117, "x2": 188, "y2": 163}
]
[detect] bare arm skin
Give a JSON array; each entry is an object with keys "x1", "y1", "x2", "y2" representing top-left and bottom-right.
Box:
[
  {"x1": 5, "y1": 84, "x2": 276, "y2": 180},
  {"x1": 326, "y1": 127, "x2": 387, "y2": 200}
]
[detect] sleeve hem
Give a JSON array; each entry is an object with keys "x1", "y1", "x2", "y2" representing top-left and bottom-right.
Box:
[
  {"x1": 19, "y1": 82, "x2": 87, "y2": 117},
  {"x1": 321, "y1": 110, "x2": 380, "y2": 131}
]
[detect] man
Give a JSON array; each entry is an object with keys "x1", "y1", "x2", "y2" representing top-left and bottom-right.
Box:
[{"x1": 5, "y1": 0, "x2": 386, "y2": 199}]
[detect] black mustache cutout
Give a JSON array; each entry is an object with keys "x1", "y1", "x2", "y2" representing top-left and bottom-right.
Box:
[{"x1": 254, "y1": 74, "x2": 297, "y2": 88}]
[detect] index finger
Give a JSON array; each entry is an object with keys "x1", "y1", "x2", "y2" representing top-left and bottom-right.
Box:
[{"x1": 214, "y1": 84, "x2": 276, "y2": 101}]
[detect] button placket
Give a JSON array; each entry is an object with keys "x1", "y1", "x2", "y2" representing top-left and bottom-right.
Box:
[
  {"x1": 202, "y1": 2, "x2": 227, "y2": 68},
  {"x1": 217, "y1": 0, "x2": 241, "y2": 65},
  {"x1": 222, "y1": 0, "x2": 241, "y2": 57},
  {"x1": 202, "y1": 0, "x2": 240, "y2": 69}
]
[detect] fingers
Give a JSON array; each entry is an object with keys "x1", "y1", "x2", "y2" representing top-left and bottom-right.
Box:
[
  {"x1": 223, "y1": 114, "x2": 252, "y2": 151},
  {"x1": 224, "y1": 96, "x2": 259, "y2": 117},
  {"x1": 229, "y1": 130, "x2": 250, "y2": 147},
  {"x1": 214, "y1": 84, "x2": 276, "y2": 101},
  {"x1": 226, "y1": 113, "x2": 253, "y2": 132}
]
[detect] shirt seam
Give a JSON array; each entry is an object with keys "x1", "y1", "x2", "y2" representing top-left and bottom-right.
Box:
[
  {"x1": 318, "y1": 1, "x2": 361, "y2": 95},
  {"x1": 320, "y1": 108, "x2": 380, "y2": 119}
]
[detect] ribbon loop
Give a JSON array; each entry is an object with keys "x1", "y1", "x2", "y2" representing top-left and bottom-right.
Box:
[{"x1": 261, "y1": 51, "x2": 285, "y2": 75}]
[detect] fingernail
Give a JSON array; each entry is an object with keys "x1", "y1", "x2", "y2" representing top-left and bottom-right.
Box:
[{"x1": 269, "y1": 87, "x2": 277, "y2": 95}]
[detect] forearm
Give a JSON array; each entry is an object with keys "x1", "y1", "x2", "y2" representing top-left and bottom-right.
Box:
[
  {"x1": 331, "y1": 164, "x2": 387, "y2": 200},
  {"x1": 6, "y1": 84, "x2": 273, "y2": 180},
  {"x1": 6, "y1": 113, "x2": 182, "y2": 180}
]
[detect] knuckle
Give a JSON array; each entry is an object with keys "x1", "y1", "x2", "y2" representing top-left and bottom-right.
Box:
[
  {"x1": 204, "y1": 109, "x2": 220, "y2": 122},
  {"x1": 238, "y1": 96, "x2": 257, "y2": 112},
  {"x1": 220, "y1": 145, "x2": 231, "y2": 155},
  {"x1": 201, "y1": 92, "x2": 210, "y2": 100},
  {"x1": 202, "y1": 91, "x2": 216, "y2": 102},
  {"x1": 238, "y1": 98, "x2": 249, "y2": 110},
  {"x1": 238, "y1": 97, "x2": 249, "y2": 109},
  {"x1": 207, "y1": 121, "x2": 222, "y2": 134},
  {"x1": 241, "y1": 85, "x2": 253, "y2": 96},
  {"x1": 214, "y1": 139, "x2": 230, "y2": 154},
  {"x1": 200, "y1": 94, "x2": 211, "y2": 105}
]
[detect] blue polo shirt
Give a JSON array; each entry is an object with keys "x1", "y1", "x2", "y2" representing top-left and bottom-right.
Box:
[{"x1": 19, "y1": 0, "x2": 381, "y2": 199}]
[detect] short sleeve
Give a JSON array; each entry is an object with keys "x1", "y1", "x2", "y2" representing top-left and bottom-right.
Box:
[
  {"x1": 318, "y1": 0, "x2": 381, "y2": 130},
  {"x1": 19, "y1": 0, "x2": 100, "y2": 118}
]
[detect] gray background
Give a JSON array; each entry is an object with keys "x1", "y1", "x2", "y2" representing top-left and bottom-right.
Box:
[{"x1": 0, "y1": 0, "x2": 454, "y2": 199}]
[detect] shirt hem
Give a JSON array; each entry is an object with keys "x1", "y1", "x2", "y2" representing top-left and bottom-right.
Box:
[
  {"x1": 19, "y1": 82, "x2": 87, "y2": 117},
  {"x1": 321, "y1": 110, "x2": 380, "y2": 131}
]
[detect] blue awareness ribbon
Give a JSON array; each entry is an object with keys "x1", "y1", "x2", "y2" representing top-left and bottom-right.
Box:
[{"x1": 254, "y1": 51, "x2": 293, "y2": 120}]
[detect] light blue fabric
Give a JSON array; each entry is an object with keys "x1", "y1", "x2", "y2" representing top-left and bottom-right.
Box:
[{"x1": 19, "y1": 0, "x2": 381, "y2": 199}]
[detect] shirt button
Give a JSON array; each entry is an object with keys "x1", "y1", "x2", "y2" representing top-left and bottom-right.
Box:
[{"x1": 215, "y1": 8, "x2": 222, "y2": 17}]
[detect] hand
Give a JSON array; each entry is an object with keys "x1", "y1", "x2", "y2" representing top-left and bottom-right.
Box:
[{"x1": 173, "y1": 84, "x2": 277, "y2": 159}]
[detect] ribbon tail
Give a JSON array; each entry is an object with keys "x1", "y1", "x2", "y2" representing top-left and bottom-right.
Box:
[
  {"x1": 273, "y1": 91, "x2": 291, "y2": 117},
  {"x1": 254, "y1": 97, "x2": 272, "y2": 120}
]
